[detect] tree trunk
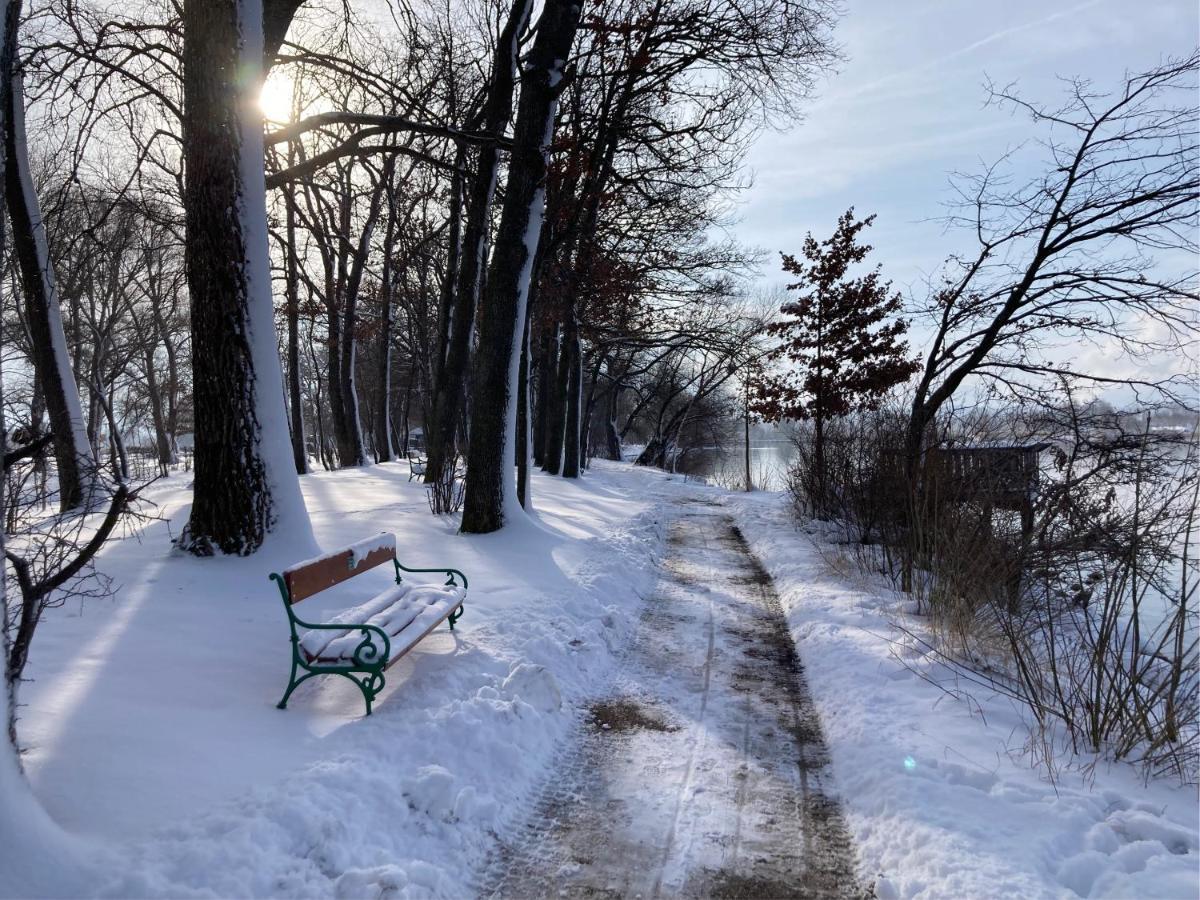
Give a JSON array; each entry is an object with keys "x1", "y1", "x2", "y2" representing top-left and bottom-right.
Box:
[
  {"x1": 517, "y1": 306, "x2": 532, "y2": 508},
  {"x1": 432, "y1": 146, "x2": 464, "y2": 390},
  {"x1": 143, "y1": 345, "x2": 172, "y2": 475},
  {"x1": 374, "y1": 175, "x2": 398, "y2": 463},
  {"x1": 284, "y1": 168, "x2": 307, "y2": 474},
  {"x1": 325, "y1": 282, "x2": 348, "y2": 463},
  {"x1": 461, "y1": 0, "x2": 582, "y2": 533},
  {"x1": 2, "y1": 53, "x2": 94, "y2": 511},
  {"x1": 542, "y1": 323, "x2": 569, "y2": 475},
  {"x1": 1, "y1": 0, "x2": 16, "y2": 750},
  {"x1": 532, "y1": 324, "x2": 553, "y2": 467},
  {"x1": 178, "y1": 0, "x2": 313, "y2": 556},
  {"x1": 425, "y1": 0, "x2": 534, "y2": 489},
  {"x1": 337, "y1": 163, "x2": 389, "y2": 469},
  {"x1": 604, "y1": 385, "x2": 622, "y2": 460},
  {"x1": 329, "y1": 179, "x2": 356, "y2": 466},
  {"x1": 579, "y1": 349, "x2": 604, "y2": 471},
  {"x1": 152, "y1": 301, "x2": 180, "y2": 464},
  {"x1": 562, "y1": 314, "x2": 582, "y2": 478}
]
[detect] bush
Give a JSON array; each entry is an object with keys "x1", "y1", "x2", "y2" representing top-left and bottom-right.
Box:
[{"x1": 785, "y1": 404, "x2": 1199, "y2": 781}]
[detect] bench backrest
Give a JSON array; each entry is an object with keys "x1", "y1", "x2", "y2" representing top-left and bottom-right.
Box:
[{"x1": 282, "y1": 533, "x2": 396, "y2": 604}]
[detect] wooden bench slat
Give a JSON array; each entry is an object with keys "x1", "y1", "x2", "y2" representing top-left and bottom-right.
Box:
[
  {"x1": 384, "y1": 598, "x2": 465, "y2": 668},
  {"x1": 284, "y1": 543, "x2": 395, "y2": 604}
]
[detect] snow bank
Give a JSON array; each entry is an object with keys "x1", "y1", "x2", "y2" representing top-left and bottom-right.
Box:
[{"x1": 726, "y1": 490, "x2": 1199, "y2": 900}]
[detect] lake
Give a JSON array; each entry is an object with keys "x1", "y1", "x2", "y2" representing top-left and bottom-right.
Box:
[{"x1": 676, "y1": 439, "x2": 797, "y2": 492}]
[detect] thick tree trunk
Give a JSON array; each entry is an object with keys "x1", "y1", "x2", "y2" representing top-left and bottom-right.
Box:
[
  {"x1": 461, "y1": 0, "x2": 582, "y2": 533},
  {"x1": 1, "y1": 0, "x2": 16, "y2": 752},
  {"x1": 425, "y1": 0, "x2": 534, "y2": 489},
  {"x1": 178, "y1": 0, "x2": 313, "y2": 556},
  {"x1": 2, "y1": 54, "x2": 94, "y2": 510}
]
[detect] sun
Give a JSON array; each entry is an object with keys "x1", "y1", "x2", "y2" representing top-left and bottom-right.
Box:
[{"x1": 259, "y1": 73, "x2": 294, "y2": 123}]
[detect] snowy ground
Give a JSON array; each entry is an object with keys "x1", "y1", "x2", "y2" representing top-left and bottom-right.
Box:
[
  {"x1": 4, "y1": 462, "x2": 1198, "y2": 898},
  {"x1": 11, "y1": 461, "x2": 674, "y2": 897}
]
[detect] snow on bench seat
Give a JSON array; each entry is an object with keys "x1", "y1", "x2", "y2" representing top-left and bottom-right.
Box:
[{"x1": 298, "y1": 582, "x2": 465, "y2": 664}]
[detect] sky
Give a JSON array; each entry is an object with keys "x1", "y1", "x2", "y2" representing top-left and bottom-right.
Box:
[{"x1": 734, "y1": 0, "x2": 1199, "y2": 296}]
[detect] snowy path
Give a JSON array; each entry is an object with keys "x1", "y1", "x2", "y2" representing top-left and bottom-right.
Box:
[{"x1": 483, "y1": 505, "x2": 863, "y2": 898}]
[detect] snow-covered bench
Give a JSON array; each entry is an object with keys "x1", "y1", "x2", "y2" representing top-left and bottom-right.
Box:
[
  {"x1": 408, "y1": 451, "x2": 426, "y2": 481},
  {"x1": 270, "y1": 533, "x2": 467, "y2": 715}
]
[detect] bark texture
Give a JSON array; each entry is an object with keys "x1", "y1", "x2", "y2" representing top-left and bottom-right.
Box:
[{"x1": 179, "y1": 0, "x2": 304, "y2": 555}]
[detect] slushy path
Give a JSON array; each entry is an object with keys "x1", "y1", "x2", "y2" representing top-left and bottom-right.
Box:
[{"x1": 484, "y1": 506, "x2": 863, "y2": 898}]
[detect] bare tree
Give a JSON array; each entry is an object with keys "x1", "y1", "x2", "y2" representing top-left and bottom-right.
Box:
[
  {"x1": 905, "y1": 54, "x2": 1199, "y2": 480},
  {"x1": 424, "y1": 0, "x2": 534, "y2": 490},
  {"x1": 461, "y1": 0, "x2": 583, "y2": 533}
]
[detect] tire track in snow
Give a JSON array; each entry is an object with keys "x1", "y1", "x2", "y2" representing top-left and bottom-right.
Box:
[
  {"x1": 482, "y1": 505, "x2": 864, "y2": 899},
  {"x1": 651, "y1": 559, "x2": 716, "y2": 898}
]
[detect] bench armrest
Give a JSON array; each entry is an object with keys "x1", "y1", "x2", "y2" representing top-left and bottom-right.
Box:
[
  {"x1": 290, "y1": 617, "x2": 392, "y2": 667},
  {"x1": 395, "y1": 559, "x2": 469, "y2": 590}
]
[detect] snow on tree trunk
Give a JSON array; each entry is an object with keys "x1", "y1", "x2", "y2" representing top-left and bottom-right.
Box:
[
  {"x1": 2, "y1": 56, "x2": 95, "y2": 511},
  {"x1": 178, "y1": 0, "x2": 314, "y2": 556},
  {"x1": 516, "y1": 305, "x2": 533, "y2": 509},
  {"x1": 461, "y1": 0, "x2": 582, "y2": 533}
]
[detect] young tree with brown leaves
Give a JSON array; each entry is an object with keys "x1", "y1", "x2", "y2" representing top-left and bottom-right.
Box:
[{"x1": 752, "y1": 209, "x2": 918, "y2": 513}]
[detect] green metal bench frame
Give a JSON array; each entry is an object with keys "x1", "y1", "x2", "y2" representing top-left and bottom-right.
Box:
[{"x1": 271, "y1": 548, "x2": 468, "y2": 716}]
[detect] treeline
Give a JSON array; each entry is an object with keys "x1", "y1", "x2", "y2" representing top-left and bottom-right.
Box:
[{"x1": 1, "y1": 0, "x2": 838, "y2": 542}]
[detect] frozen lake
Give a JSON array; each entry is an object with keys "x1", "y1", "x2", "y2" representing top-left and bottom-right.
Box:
[{"x1": 677, "y1": 440, "x2": 796, "y2": 492}]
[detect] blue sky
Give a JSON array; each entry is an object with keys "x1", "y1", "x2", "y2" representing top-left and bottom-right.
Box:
[{"x1": 734, "y1": 0, "x2": 1199, "y2": 295}]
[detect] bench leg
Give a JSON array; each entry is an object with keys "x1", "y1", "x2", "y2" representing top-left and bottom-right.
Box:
[
  {"x1": 277, "y1": 668, "x2": 318, "y2": 710},
  {"x1": 448, "y1": 604, "x2": 464, "y2": 631},
  {"x1": 353, "y1": 670, "x2": 385, "y2": 716}
]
